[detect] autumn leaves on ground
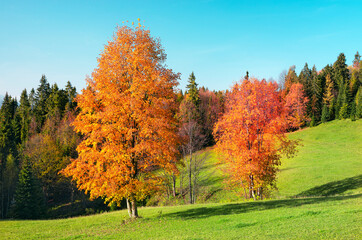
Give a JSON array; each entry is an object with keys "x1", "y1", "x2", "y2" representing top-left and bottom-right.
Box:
[{"x1": 0, "y1": 23, "x2": 361, "y2": 239}]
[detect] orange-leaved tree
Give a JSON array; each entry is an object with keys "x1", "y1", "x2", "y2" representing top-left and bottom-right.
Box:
[
  {"x1": 62, "y1": 23, "x2": 180, "y2": 218},
  {"x1": 213, "y1": 78, "x2": 298, "y2": 200},
  {"x1": 285, "y1": 83, "x2": 309, "y2": 130}
]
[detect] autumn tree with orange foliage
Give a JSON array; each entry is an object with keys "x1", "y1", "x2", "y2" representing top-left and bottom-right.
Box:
[
  {"x1": 214, "y1": 78, "x2": 298, "y2": 200},
  {"x1": 285, "y1": 83, "x2": 309, "y2": 130},
  {"x1": 62, "y1": 23, "x2": 180, "y2": 218}
]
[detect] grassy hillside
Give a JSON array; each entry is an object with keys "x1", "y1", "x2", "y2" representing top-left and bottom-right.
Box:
[
  {"x1": 1, "y1": 194, "x2": 360, "y2": 239},
  {"x1": 1, "y1": 120, "x2": 361, "y2": 239},
  {"x1": 276, "y1": 119, "x2": 362, "y2": 198},
  {"x1": 171, "y1": 120, "x2": 362, "y2": 202}
]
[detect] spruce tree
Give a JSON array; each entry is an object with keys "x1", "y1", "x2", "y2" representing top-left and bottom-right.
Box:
[
  {"x1": 18, "y1": 90, "x2": 31, "y2": 144},
  {"x1": 0, "y1": 94, "x2": 19, "y2": 218},
  {"x1": 356, "y1": 86, "x2": 362, "y2": 118},
  {"x1": 333, "y1": 53, "x2": 349, "y2": 87},
  {"x1": 186, "y1": 72, "x2": 200, "y2": 108},
  {"x1": 321, "y1": 104, "x2": 329, "y2": 123},
  {"x1": 3, "y1": 153, "x2": 18, "y2": 218},
  {"x1": 65, "y1": 81, "x2": 77, "y2": 111},
  {"x1": 353, "y1": 51, "x2": 361, "y2": 68},
  {"x1": 284, "y1": 66, "x2": 298, "y2": 94},
  {"x1": 12, "y1": 160, "x2": 45, "y2": 219},
  {"x1": 337, "y1": 83, "x2": 349, "y2": 119},
  {"x1": 323, "y1": 74, "x2": 335, "y2": 120},
  {"x1": 34, "y1": 75, "x2": 51, "y2": 131}
]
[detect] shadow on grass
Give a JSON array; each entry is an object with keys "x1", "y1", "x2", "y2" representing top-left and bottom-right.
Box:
[
  {"x1": 163, "y1": 194, "x2": 361, "y2": 220},
  {"x1": 295, "y1": 175, "x2": 362, "y2": 197}
]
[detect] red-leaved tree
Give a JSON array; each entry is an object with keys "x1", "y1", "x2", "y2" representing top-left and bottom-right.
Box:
[
  {"x1": 214, "y1": 78, "x2": 298, "y2": 200},
  {"x1": 285, "y1": 83, "x2": 309, "y2": 129}
]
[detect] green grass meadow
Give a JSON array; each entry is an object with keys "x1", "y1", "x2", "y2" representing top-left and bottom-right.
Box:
[
  {"x1": 1, "y1": 120, "x2": 361, "y2": 239},
  {"x1": 276, "y1": 119, "x2": 362, "y2": 198}
]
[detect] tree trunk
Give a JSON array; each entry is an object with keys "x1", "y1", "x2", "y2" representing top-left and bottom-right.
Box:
[
  {"x1": 249, "y1": 174, "x2": 256, "y2": 201},
  {"x1": 257, "y1": 187, "x2": 263, "y2": 200},
  {"x1": 131, "y1": 200, "x2": 138, "y2": 218},
  {"x1": 126, "y1": 198, "x2": 138, "y2": 218},
  {"x1": 188, "y1": 156, "x2": 193, "y2": 204},
  {"x1": 126, "y1": 198, "x2": 131, "y2": 217},
  {"x1": 172, "y1": 174, "x2": 176, "y2": 197},
  {"x1": 180, "y1": 173, "x2": 183, "y2": 197}
]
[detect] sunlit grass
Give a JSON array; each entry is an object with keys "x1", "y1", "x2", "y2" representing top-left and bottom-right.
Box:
[
  {"x1": 276, "y1": 119, "x2": 362, "y2": 198},
  {"x1": 1, "y1": 120, "x2": 361, "y2": 239},
  {"x1": 1, "y1": 194, "x2": 360, "y2": 239}
]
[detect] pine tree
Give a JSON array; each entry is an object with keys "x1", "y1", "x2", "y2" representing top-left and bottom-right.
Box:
[
  {"x1": 186, "y1": 72, "x2": 200, "y2": 108},
  {"x1": 309, "y1": 66, "x2": 321, "y2": 120},
  {"x1": 3, "y1": 154, "x2": 18, "y2": 218},
  {"x1": 28, "y1": 88, "x2": 36, "y2": 111},
  {"x1": 34, "y1": 75, "x2": 51, "y2": 131},
  {"x1": 284, "y1": 66, "x2": 298, "y2": 94},
  {"x1": 337, "y1": 83, "x2": 349, "y2": 119},
  {"x1": 323, "y1": 74, "x2": 335, "y2": 120},
  {"x1": 333, "y1": 53, "x2": 349, "y2": 87},
  {"x1": 356, "y1": 86, "x2": 362, "y2": 118},
  {"x1": 18, "y1": 90, "x2": 31, "y2": 144},
  {"x1": 0, "y1": 93, "x2": 19, "y2": 218},
  {"x1": 65, "y1": 81, "x2": 77, "y2": 111},
  {"x1": 353, "y1": 51, "x2": 361, "y2": 68},
  {"x1": 321, "y1": 104, "x2": 329, "y2": 123},
  {"x1": 46, "y1": 84, "x2": 68, "y2": 118},
  {"x1": 12, "y1": 160, "x2": 45, "y2": 219},
  {"x1": 299, "y1": 63, "x2": 313, "y2": 118}
]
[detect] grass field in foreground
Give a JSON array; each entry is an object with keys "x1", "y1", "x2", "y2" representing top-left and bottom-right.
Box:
[{"x1": 1, "y1": 193, "x2": 361, "y2": 239}]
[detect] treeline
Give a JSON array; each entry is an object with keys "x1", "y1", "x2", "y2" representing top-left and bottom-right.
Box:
[
  {"x1": 0, "y1": 73, "x2": 226, "y2": 218},
  {"x1": 280, "y1": 52, "x2": 362, "y2": 125},
  {"x1": 1, "y1": 51, "x2": 361, "y2": 219},
  {"x1": 0, "y1": 75, "x2": 81, "y2": 219}
]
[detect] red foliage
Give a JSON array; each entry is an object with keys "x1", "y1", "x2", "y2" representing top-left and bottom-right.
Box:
[
  {"x1": 285, "y1": 83, "x2": 309, "y2": 129},
  {"x1": 214, "y1": 78, "x2": 297, "y2": 199}
]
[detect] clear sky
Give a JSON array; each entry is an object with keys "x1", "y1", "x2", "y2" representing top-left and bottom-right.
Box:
[{"x1": 1, "y1": 0, "x2": 361, "y2": 98}]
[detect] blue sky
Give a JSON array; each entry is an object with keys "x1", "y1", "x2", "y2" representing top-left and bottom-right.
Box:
[{"x1": 0, "y1": 0, "x2": 361, "y2": 98}]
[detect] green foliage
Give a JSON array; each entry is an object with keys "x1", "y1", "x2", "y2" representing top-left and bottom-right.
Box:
[
  {"x1": 2, "y1": 154, "x2": 18, "y2": 218},
  {"x1": 186, "y1": 72, "x2": 200, "y2": 107},
  {"x1": 356, "y1": 86, "x2": 362, "y2": 118},
  {"x1": 12, "y1": 160, "x2": 46, "y2": 219},
  {"x1": 18, "y1": 90, "x2": 31, "y2": 144},
  {"x1": 321, "y1": 104, "x2": 329, "y2": 123},
  {"x1": 333, "y1": 53, "x2": 349, "y2": 88},
  {"x1": 34, "y1": 75, "x2": 51, "y2": 131},
  {"x1": 336, "y1": 83, "x2": 350, "y2": 119},
  {"x1": 65, "y1": 81, "x2": 77, "y2": 110},
  {"x1": 353, "y1": 51, "x2": 360, "y2": 68},
  {"x1": 309, "y1": 115, "x2": 316, "y2": 127}
]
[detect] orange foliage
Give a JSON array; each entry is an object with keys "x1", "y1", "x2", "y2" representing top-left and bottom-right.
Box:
[
  {"x1": 62, "y1": 24, "x2": 180, "y2": 209},
  {"x1": 214, "y1": 78, "x2": 297, "y2": 199},
  {"x1": 285, "y1": 83, "x2": 309, "y2": 129}
]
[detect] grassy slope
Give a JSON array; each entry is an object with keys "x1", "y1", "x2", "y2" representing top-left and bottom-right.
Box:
[
  {"x1": 276, "y1": 119, "x2": 362, "y2": 198},
  {"x1": 1, "y1": 195, "x2": 360, "y2": 239},
  {"x1": 181, "y1": 120, "x2": 362, "y2": 201},
  {"x1": 1, "y1": 120, "x2": 361, "y2": 239}
]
